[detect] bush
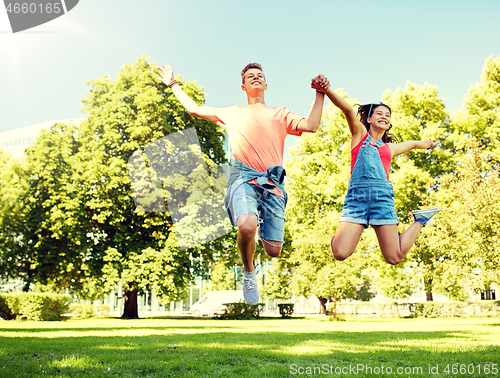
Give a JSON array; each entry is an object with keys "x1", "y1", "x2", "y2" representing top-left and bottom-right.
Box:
[
  {"x1": 215, "y1": 302, "x2": 263, "y2": 320},
  {"x1": 0, "y1": 295, "x2": 15, "y2": 320},
  {"x1": 277, "y1": 303, "x2": 294, "y2": 318},
  {"x1": 414, "y1": 301, "x2": 499, "y2": 317},
  {"x1": 69, "y1": 303, "x2": 110, "y2": 319},
  {"x1": 0, "y1": 293, "x2": 70, "y2": 321},
  {"x1": 69, "y1": 304, "x2": 94, "y2": 318},
  {"x1": 414, "y1": 302, "x2": 448, "y2": 318}
]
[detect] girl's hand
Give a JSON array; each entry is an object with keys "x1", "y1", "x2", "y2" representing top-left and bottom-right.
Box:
[
  {"x1": 427, "y1": 139, "x2": 438, "y2": 149},
  {"x1": 157, "y1": 64, "x2": 175, "y2": 86},
  {"x1": 311, "y1": 74, "x2": 330, "y2": 93}
]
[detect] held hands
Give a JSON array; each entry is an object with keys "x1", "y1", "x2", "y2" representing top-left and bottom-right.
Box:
[
  {"x1": 157, "y1": 64, "x2": 175, "y2": 86},
  {"x1": 311, "y1": 74, "x2": 330, "y2": 93}
]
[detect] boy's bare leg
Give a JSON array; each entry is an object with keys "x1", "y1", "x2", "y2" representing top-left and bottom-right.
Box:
[
  {"x1": 261, "y1": 239, "x2": 283, "y2": 258},
  {"x1": 237, "y1": 213, "x2": 258, "y2": 272}
]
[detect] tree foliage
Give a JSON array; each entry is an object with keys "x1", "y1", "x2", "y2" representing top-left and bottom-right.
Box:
[
  {"x1": 451, "y1": 55, "x2": 500, "y2": 160},
  {"x1": 0, "y1": 56, "x2": 232, "y2": 318},
  {"x1": 202, "y1": 259, "x2": 236, "y2": 294},
  {"x1": 430, "y1": 141, "x2": 500, "y2": 294}
]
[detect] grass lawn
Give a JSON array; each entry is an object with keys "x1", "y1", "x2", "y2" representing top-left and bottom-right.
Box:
[{"x1": 0, "y1": 316, "x2": 499, "y2": 377}]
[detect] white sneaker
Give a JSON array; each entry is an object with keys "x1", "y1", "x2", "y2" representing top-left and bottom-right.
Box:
[
  {"x1": 411, "y1": 207, "x2": 442, "y2": 226},
  {"x1": 243, "y1": 269, "x2": 259, "y2": 305}
]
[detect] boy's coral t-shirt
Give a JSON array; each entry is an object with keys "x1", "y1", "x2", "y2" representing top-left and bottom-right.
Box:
[{"x1": 215, "y1": 103, "x2": 303, "y2": 173}]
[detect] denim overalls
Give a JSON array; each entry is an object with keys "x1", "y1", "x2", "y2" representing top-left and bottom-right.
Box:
[{"x1": 339, "y1": 134, "x2": 399, "y2": 226}]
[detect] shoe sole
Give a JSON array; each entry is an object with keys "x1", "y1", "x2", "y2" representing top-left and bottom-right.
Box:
[{"x1": 412, "y1": 207, "x2": 442, "y2": 216}]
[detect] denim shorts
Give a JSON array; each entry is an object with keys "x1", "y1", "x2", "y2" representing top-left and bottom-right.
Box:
[
  {"x1": 225, "y1": 180, "x2": 286, "y2": 242},
  {"x1": 339, "y1": 181, "x2": 399, "y2": 227}
]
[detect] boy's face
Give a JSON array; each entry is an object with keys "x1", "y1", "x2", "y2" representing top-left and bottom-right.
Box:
[{"x1": 241, "y1": 68, "x2": 267, "y2": 93}]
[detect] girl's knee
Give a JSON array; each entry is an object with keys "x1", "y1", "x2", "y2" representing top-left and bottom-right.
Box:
[
  {"x1": 380, "y1": 246, "x2": 404, "y2": 265},
  {"x1": 383, "y1": 255, "x2": 403, "y2": 265},
  {"x1": 331, "y1": 239, "x2": 349, "y2": 261},
  {"x1": 332, "y1": 249, "x2": 349, "y2": 261}
]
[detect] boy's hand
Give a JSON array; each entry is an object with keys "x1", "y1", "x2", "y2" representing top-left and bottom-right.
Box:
[
  {"x1": 157, "y1": 64, "x2": 175, "y2": 86},
  {"x1": 311, "y1": 74, "x2": 330, "y2": 93}
]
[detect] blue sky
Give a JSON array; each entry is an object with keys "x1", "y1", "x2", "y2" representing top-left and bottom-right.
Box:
[{"x1": 1, "y1": 0, "x2": 499, "y2": 135}]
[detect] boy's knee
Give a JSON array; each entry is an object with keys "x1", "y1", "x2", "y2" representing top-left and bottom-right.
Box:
[
  {"x1": 262, "y1": 239, "x2": 282, "y2": 258},
  {"x1": 265, "y1": 248, "x2": 281, "y2": 258},
  {"x1": 237, "y1": 216, "x2": 258, "y2": 240}
]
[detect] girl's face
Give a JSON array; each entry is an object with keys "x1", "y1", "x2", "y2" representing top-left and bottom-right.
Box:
[{"x1": 368, "y1": 106, "x2": 391, "y2": 130}]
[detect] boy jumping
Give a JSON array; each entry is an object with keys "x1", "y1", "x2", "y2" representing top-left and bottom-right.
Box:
[{"x1": 158, "y1": 63, "x2": 327, "y2": 304}]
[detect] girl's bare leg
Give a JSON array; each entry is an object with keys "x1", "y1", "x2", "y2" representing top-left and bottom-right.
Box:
[
  {"x1": 373, "y1": 222, "x2": 423, "y2": 265},
  {"x1": 331, "y1": 222, "x2": 366, "y2": 261}
]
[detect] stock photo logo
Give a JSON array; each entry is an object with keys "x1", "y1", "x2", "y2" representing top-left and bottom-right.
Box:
[
  {"x1": 128, "y1": 128, "x2": 233, "y2": 250},
  {"x1": 3, "y1": 0, "x2": 78, "y2": 33}
]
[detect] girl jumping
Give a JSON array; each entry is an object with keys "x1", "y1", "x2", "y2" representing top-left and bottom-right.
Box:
[{"x1": 312, "y1": 76, "x2": 441, "y2": 265}]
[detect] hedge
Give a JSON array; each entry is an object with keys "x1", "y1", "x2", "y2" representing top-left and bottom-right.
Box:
[
  {"x1": 326, "y1": 300, "x2": 500, "y2": 318},
  {"x1": 0, "y1": 293, "x2": 70, "y2": 321},
  {"x1": 69, "y1": 303, "x2": 109, "y2": 319},
  {"x1": 214, "y1": 302, "x2": 263, "y2": 320},
  {"x1": 414, "y1": 301, "x2": 500, "y2": 317}
]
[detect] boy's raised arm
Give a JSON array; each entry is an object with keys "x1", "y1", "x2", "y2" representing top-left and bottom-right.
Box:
[
  {"x1": 157, "y1": 64, "x2": 220, "y2": 123},
  {"x1": 296, "y1": 90, "x2": 326, "y2": 133}
]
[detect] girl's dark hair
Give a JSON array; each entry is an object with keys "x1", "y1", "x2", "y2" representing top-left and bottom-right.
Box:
[{"x1": 356, "y1": 102, "x2": 399, "y2": 143}]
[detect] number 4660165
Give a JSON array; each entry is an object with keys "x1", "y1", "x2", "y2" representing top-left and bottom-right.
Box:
[
  {"x1": 444, "y1": 364, "x2": 498, "y2": 375},
  {"x1": 6, "y1": 2, "x2": 61, "y2": 14}
]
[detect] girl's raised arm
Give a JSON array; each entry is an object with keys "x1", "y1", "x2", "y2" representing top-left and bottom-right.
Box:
[{"x1": 311, "y1": 76, "x2": 365, "y2": 148}]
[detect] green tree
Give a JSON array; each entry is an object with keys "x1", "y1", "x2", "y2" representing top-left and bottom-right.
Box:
[
  {"x1": 0, "y1": 123, "x2": 87, "y2": 292},
  {"x1": 262, "y1": 256, "x2": 293, "y2": 301},
  {"x1": 289, "y1": 212, "x2": 369, "y2": 315},
  {"x1": 429, "y1": 141, "x2": 500, "y2": 295},
  {"x1": 450, "y1": 55, "x2": 500, "y2": 160},
  {"x1": 286, "y1": 89, "x2": 353, "y2": 225},
  {"x1": 377, "y1": 261, "x2": 418, "y2": 301},
  {"x1": 0, "y1": 150, "x2": 28, "y2": 288},
  {"x1": 202, "y1": 259, "x2": 236, "y2": 294},
  {"x1": 75, "y1": 55, "x2": 229, "y2": 318}
]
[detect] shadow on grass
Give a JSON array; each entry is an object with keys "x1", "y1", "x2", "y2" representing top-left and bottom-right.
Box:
[
  {"x1": 1, "y1": 326, "x2": 499, "y2": 377},
  {"x1": 0, "y1": 317, "x2": 309, "y2": 334}
]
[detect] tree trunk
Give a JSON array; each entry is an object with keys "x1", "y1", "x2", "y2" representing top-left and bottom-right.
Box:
[
  {"x1": 330, "y1": 294, "x2": 338, "y2": 318},
  {"x1": 424, "y1": 278, "x2": 434, "y2": 301},
  {"x1": 122, "y1": 289, "x2": 139, "y2": 319},
  {"x1": 318, "y1": 296, "x2": 328, "y2": 314},
  {"x1": 22, "y1": 281, "x2": 30, "y2": 292}
]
